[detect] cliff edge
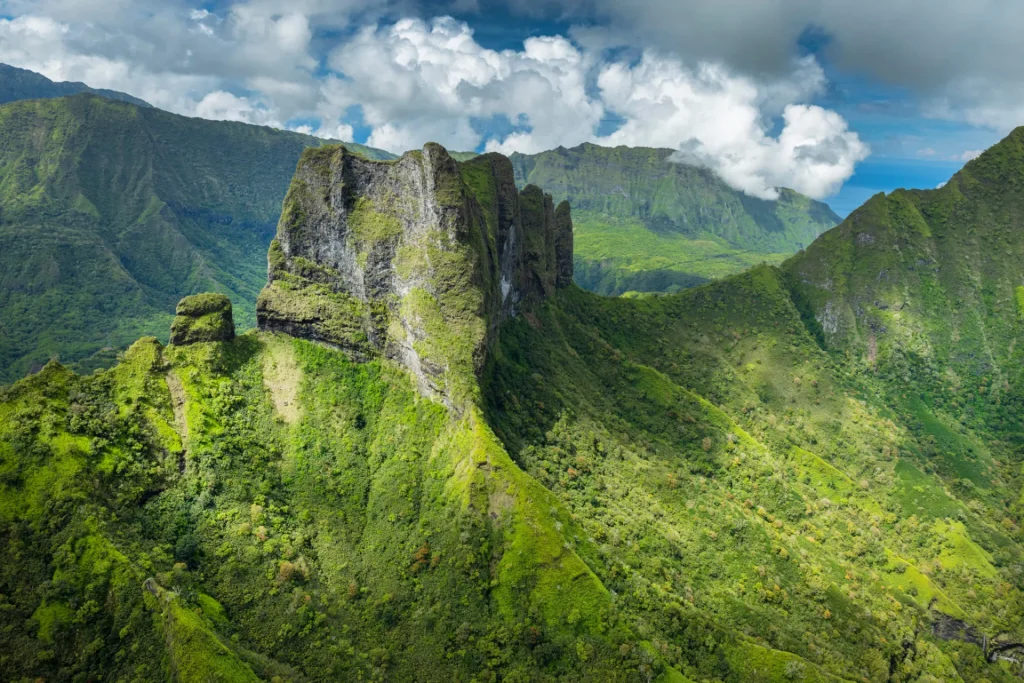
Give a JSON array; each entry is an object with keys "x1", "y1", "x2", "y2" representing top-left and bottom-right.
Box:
[{"x1": 257, "y1": 143, "x2": 573, "y2": 407}]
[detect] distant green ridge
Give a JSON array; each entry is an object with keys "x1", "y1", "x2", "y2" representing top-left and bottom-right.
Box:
[
  {"x1": 511, "y1": 143, "x2": 840, "y2": 295},
  {"x1": 0, "y1": 93, "x2": 395, "y2": 383},
  {"x1": 0, "y1": 62, "x2": 153, "y2": 108}
]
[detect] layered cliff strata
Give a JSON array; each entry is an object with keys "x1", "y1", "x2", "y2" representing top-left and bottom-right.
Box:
[{"x1": 257, "y1": 143, "x2": 573, "y2": 407}]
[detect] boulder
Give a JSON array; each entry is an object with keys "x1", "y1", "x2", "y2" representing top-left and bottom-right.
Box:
[{"x1": 169, "y1": 293, "x2": 235, "y2": 345}]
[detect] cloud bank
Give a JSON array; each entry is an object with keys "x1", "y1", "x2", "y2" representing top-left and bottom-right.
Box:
[{"x1": 0, "y1": 2, "x2": 877, "y2": 199}]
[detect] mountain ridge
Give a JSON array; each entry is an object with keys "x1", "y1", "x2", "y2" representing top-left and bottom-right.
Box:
[
  {"x1": 510, "y1": 142, "x2": 840, "y2": 294},
  {"x1": 0, "y1": 62, "x2": 153, "y2": 108},
  {"x1": 0, "y1": 66, "x2": 842, "y2": 382}
]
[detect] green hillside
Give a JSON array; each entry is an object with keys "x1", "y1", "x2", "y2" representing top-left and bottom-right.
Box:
[
  {"x1": 0, "y1": 62, "x2": 152, "y2": 108},
  {"x1": 1, "y1": 138, "x2": 1022, "y2": 682},
  {"x1": 511, "y1": 144, "x2": 840, "y2": 295},
  {"x1": 0, "y1": 94, "x2": 394, "y2": 383}
]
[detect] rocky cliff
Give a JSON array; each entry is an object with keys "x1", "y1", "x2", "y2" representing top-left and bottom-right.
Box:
[{"x1": 257, "y1": 143, "x2": 573, "y2": 407}]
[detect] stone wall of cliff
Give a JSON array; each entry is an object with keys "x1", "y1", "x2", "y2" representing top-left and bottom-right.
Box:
[{"x1": 256, "y1": 143, "x2": 573, "y2": 408}]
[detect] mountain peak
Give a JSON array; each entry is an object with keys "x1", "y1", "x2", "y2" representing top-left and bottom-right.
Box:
[
  {"x1": 785, "y1": 127, "x2": 1024, "y2": 381},
  {"x1": 256, "y1": 143, "x2": 572, "y2": 408}
]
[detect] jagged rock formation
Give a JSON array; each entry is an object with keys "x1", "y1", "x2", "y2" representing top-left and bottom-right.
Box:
[
  {"x1": 257, "y1": 143, "x2": 573, "y2": 406},
  {"x1": 169, "y1": 293, "x2": 235, "y2": 345}
]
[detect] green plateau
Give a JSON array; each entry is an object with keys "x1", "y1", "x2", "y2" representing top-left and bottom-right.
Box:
[
  {"x1": 2, "y1": 127, "x2": 1024, "y2": 683},
  {"x1": 509, "y1": 144, "x2": 840, "y2": 295}
]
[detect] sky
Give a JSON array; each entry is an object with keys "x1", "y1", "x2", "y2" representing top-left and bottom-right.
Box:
[{"x1": 0, "y1": 0, "x2": 1020, "y2": 217}]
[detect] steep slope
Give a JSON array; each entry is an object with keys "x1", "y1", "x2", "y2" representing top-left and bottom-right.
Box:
[
  {"x1": 0, "y1": 145, "x2": 645, "y2": 683},
  {"x1": 2, "y1": 139, "x2": 1023, "y2": 683},
  {"x1": 0, "y1": 62, "x2": 153, "y2": 107},
  {"x1": 511, "y1": 143, "x2": 840, "y2": 295},
  {"x1": 785, "y1": 127, "x2": 1024, "y2": 378},
  {"x1": 0, "y1": 94, "x2": 394, "y2": 383},
  {"x1": 785, "y1": 127, "x2": 1024, "y2": 472}
]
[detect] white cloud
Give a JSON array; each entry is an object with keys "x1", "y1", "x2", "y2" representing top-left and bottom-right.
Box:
[
  {"x1": 594, "y1": 52, "x2": 867, "y2": 199},
  {"x1": 194, "y1": 90, "x2": 283, "y2": 126},
  {"x1": 917, "y1": 147, "x2": 936, "y2": 157},
  {"x1": 953, "y1": 149, "x2": 982, "y2": 162},
  {"x1": 290, "y1": 121, "x2": 355, "y2": 141},
  {"x1": 325, "y1": 17, "x2": 603, "y2": 155},
  {"x1": 321, "y1": 18, "x2": 864, "y2": 198}
]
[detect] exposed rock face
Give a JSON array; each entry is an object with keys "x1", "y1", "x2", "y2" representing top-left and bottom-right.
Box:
[
  {"x1": 169, "y1": 293, "x2": 235, "y2": 345},
  {"x1": 256, "y1": 143, "x2": 573, "y2": 407}
]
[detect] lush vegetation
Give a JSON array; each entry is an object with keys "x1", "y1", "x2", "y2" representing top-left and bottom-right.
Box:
[
  {"x1": 571, "y1": 210, "x2": 789, "y2": 295},
  {"x1": 510, "y1": 144, "x2": 840, "y2": 295},
  {"x1": 0, "y1": 92, "x2": 394, "y2": 383},
  {"x1": 3, "y1": 121, "x2": 1024, "y2": 682}
]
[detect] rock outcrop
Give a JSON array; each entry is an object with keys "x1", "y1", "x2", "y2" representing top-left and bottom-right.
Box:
[
  {"x1": 256, "y1": 143, "x2": 573, "y2": 407},
  {"x1": 169, "y1": 293, "x2": 235, "y2": 345}
]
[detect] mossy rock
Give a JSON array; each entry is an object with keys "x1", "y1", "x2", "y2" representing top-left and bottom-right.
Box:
[{"x1": 169, "y1": 293, "x2": 235, "y2": 345}]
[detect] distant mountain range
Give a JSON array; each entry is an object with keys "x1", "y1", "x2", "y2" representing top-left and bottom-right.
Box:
[
  {"x1": 0, "y1": 63, "x2": 153, "y2": 108},
  {"x1": 510, "y1": 144, "x2": 840, "y2": 294}
]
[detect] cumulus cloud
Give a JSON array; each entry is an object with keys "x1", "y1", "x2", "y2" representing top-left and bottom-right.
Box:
[
  {"x1": 324, "y1": 17, "x2": 603, "y2": 154},
  {"x1": 194, "y1": 90, "x2": 283, "y2": 126},
  {"x1": 290, "y1": 121, "x2": 356, "y2": 141},
  {"x1": 593, "y1": 53, "x2": 867, "y2": 199},
  {"x1": 319, "y1": 18, "x2": 864, "y2": 198},
  {"x1": 504, "y1": 0, "x2": 1024, "y2": 133}
]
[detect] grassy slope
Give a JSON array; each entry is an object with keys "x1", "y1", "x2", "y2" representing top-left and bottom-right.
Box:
[
  {"x1": 511, "y1": 143, "x2": 840, "y2": 295},
  {"x1": 3, "y1": 272, "x2": 1021, "y2": 682},
  {"x1": 0, "y1": 332, "x2": 669, "y2": 682},
  {"x1": 785, "y1": 127, "x2": 1024, "y2": 513},
  {"x1": 3, "y1": 133, "x2": 1024, "y2": 683},
  {"x1": 0, "y1": 94, "x2": 394, "y2": 383},
  {"x1": 572, "y1": 210, "x2": 788, "y2": 294},
  {"x1": 486, "y1": 270, "x2": 1023, "y2": 682}
]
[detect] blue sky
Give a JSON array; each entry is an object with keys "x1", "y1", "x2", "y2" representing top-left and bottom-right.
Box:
[{"x1": 1, "y1": 0, "x2": 1020, "y2": 218}]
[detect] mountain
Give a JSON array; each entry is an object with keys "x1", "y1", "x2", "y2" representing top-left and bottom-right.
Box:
[
  {"x1": 0, "y1": 73, "x2": 836, "y2": 382},
  {"x1": 2, "y1": 138, "x2": 1023, "y2": 682},
  {"x1": 510, "y1": 143, "x2": 841, "y2": 295},
  {"x1": 0, "y1": 93, "x2": 395, "y2": 383},
  {"x1": 0, "y1": 63, "x2": 153, "y2": 108},
  {"x1": 786, "y1": 127, "x2": 1024, "y2": 386}
]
